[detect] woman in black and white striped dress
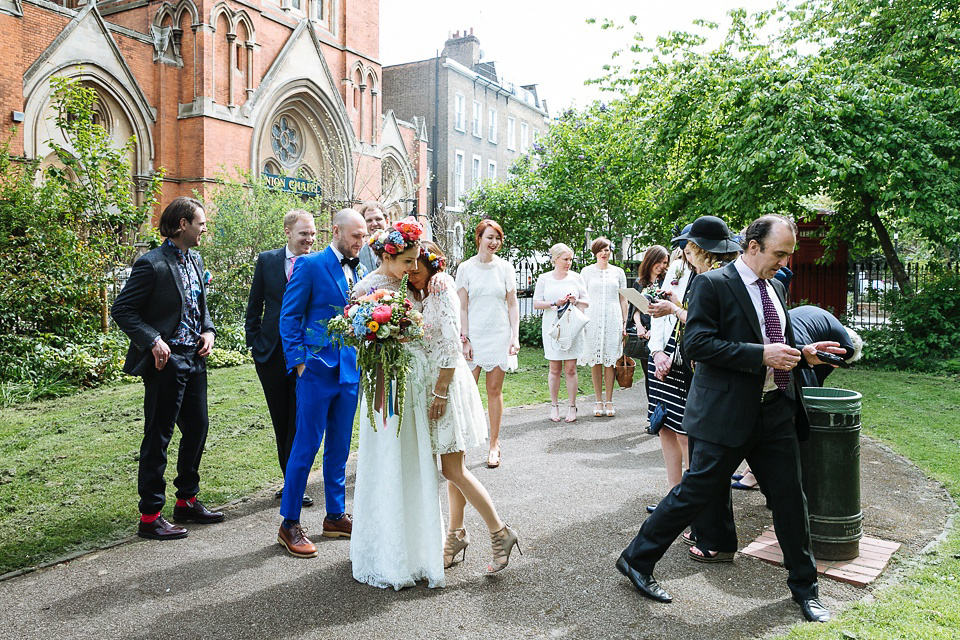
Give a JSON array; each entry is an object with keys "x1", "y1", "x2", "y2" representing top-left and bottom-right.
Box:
[{"x1": 647, "y1": 220, "x2": 741, "y2": 507}]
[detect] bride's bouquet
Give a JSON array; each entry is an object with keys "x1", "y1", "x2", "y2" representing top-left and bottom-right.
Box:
[{"x1": 328, "y1": 275, "x2": 424, "y2": 434}]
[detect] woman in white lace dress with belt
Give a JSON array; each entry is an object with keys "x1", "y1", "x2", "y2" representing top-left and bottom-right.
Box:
[
  {"x1": 350, "y1": 220, "x2": 445, "y2": 590},
  {"x1": 410, "y1": 241, "x2": 521, "y2": 574},
  {"x1": 578, "y1": 237, "x2": 628, "y2": 417},
  {"x1": 455, "y1": 220, "x2": 520, "y2": 469}
]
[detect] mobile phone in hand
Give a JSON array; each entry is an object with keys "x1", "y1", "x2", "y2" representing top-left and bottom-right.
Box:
[{"x1": 815, "y1": 350, "x2": 851, "y2": 368}]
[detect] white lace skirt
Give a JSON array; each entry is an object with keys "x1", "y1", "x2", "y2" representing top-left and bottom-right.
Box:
[
  {"x1": 429, "y1": 359, "x2": 487, "y2": 455},
  {"x1": 350, "y1": 353, "x2": 445, "y2": 590}
]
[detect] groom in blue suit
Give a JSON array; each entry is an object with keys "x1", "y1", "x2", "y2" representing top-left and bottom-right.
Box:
[{"x1": 276, "y1": 209, "x2": 368, "y2": 558}]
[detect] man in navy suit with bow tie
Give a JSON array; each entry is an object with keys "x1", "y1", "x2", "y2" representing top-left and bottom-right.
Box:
[
  {"x1": 245, "y1": 210, "x2": 318, "y2": 507},
  {"x1": 275, "y1": 208, "x2": 368, "y2": 558}
]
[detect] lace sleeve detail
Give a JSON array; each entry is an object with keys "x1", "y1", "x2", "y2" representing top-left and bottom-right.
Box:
[{"x1": 424, "y1": 274, "x2": 462, "y2": 368}]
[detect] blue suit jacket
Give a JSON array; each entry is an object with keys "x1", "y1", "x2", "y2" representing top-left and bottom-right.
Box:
[{"x1": 279, "y1": 245, "x2": 361, "y2": 385}]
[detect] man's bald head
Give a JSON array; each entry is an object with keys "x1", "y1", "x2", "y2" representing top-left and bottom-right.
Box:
[{"x1": 332, "y1": 208, "x2": 368, "y2": 258}]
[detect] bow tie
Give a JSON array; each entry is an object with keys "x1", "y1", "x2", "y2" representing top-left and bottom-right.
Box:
[{"x1": 340, "y1": 256, "x2": 360, "y2": 269}]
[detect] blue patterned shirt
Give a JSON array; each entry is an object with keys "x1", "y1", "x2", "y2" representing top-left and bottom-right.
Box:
[{"x1": 165, "y1": 239, "x2": 203, "y2": 347}]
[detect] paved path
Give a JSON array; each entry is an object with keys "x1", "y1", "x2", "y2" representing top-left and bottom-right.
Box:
[{"x1": 0, "y1": 389, "x2": 952, "y2": 639}]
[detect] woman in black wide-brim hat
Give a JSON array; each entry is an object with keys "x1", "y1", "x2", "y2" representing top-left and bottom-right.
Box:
[{"x1": 645, "y1": 216, "x2": 741, "y2": 559}]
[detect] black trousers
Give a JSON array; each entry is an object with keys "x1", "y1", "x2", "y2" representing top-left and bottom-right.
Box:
[
  {"x1": 622, "y1": 393, "x2": 819, "y2": 601},
  {"x1": 254, "y1": 347, "x2": 298, "y2": 475},
  {"x1": 138, "y1": 348, "x2": 209, "y2": 514}
]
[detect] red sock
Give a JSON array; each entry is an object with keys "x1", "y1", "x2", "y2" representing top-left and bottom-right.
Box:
[
  {"x1": 175, "y1": 496, "x2": 197, "y2": 507},
  {"x1": 140, "y1": 512, "x2": 161, "y2": 523}
]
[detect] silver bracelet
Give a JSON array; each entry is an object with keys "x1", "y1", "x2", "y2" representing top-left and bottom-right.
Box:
[{"x1": 432, "y1": 391, "x2": 448, "y2": 400}]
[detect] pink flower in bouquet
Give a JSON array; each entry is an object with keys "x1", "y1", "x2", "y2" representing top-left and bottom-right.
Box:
[{"x1": 371, "y1": 305, "x2": 392, "y2": 324}]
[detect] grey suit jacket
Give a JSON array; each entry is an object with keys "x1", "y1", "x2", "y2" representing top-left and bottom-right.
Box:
[
  {"x1": 681, "y1": 261, "x2": 810, "y2": 447},
  {"x1": 358, "y1": 243, "x2": 379, "y2": 274},
  {"x1": 111, "y1": 243, "x2": 216, "y2": 376}
]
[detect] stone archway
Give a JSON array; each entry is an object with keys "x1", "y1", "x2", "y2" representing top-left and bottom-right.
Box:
[{"x1": 252, "y1": 82, "x2": 352, "y2": 210}]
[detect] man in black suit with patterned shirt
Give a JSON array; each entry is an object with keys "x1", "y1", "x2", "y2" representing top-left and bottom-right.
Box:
[
  {"x1": 245, "y1": 209, "x2": 317, "y2": 507},
  {"x1": 112, "y1": 196, "x2": 223, "y2": 540},
  {"x1": 616, "y1": 215, "x2": 846, "y2": 623}
]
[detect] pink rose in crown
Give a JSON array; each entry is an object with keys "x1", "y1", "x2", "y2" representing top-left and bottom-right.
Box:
[{"x1": 371, "y1": 305, "x2": 392, "y2": 324}]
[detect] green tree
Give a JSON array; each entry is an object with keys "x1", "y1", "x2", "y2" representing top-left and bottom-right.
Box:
[
  {"x1": 0, "y1": 78, "x2": 161, "y2": 339},
  {"x1": 199, "y1": 169, "x2": 329, "y2": 325}
]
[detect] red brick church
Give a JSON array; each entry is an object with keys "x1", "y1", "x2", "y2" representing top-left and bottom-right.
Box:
[{"x1": 1, "y1": 0, "x2": 426, "y2": 219}]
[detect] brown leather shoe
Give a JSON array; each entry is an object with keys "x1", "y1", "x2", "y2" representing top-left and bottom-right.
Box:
[
  {"x1": 138, "y1": 516, "x2": 188, "y2": 540},
  {"x1": 172, "y1": 499, "x2": 224, "y2": 524},
  {"x1": 277, "y1": 523, "x2": 317, "y2": 558},
  {"x1": 322, "y1": 513, "x2": 352, "y2": 538}
]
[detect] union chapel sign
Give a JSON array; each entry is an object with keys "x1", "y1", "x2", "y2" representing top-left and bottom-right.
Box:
[{"x1": 261, "y1": 172, "x2": 323, "y2": 197}]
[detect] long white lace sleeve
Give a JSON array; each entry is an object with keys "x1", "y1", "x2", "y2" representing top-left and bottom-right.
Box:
[{"x1": 424, "y1": 273, "x2": 462, "y2": 368}]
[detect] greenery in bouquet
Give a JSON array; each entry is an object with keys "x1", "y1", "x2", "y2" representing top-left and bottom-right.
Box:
[{"x1": 328, "y1": 275, "x2": 424, "y2": 433}]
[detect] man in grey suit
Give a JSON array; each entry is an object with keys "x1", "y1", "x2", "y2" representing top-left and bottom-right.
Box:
[
  {"x1": 245, "y1": 210, "x2": 317, "y2": 507},
  {"x1": 357, "y1": 201, "x2": 388, "y2": 273},
  {"x1": 616, "y1": 215, "x2": 845, "y2": 623},
  {"x1": 112, "y1": 197, "x2": 223, "y2": 540}
]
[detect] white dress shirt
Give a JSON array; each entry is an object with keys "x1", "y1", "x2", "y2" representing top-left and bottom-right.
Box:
[
  {"x1": 734, "y1": 256, "x2": 787, "y2": 392},
  {"x1": 329, "y1": 244, "x2": 356, "y2": 289}
]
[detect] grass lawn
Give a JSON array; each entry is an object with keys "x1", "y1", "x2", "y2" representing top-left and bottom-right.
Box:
[
  {"x1": 775, "y1": 368, "x2": 960, "y2": 639},
  {"x1": 3, "y1": 360, "x2": 958, "y2": 638},
  {"x1": 0, "y1": 348, "x2": 575, "y2": 575}
]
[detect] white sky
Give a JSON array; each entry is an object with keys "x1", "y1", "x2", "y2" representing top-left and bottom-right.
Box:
[{"x1": 380, "y1": 0, "x2": 776, "y2": 113}]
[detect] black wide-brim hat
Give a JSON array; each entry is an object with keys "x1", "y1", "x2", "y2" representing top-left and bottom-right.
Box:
[{"x1": 672, "y1": 216, "x2": 742, "y2": 254}]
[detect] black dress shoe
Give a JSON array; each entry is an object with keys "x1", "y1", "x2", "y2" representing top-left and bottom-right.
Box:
[
  {"x1": 275, "y1": 489, "x2": 313, "y2": 507},
  {"x1": 645, "y1": 504, "x2": 657, "y2": 514},
  {"x1": 137, "y1": 515, "x2": 187, "y2": 540},
  {"x1": 616, "y1": 556, "x2": 672, "y2": 603},
  {"x1": 795, "y1": 597, "x2": 830, "y2": 623},
  {"x1": 172, "y1": 499, "x2": 224, "y2": 524}
]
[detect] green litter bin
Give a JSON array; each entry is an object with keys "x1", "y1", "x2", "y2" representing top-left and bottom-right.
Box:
[{"x1": 799, "y1": 387, "x2": 864, "y2": 561}]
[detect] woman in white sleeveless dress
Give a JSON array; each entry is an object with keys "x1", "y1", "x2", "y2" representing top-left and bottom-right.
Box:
[
  {"x1": 455, "y1": 220, "x2": 520, "y2": 468},
  {"x1": 578, "y1": 237, "x2": 628, "y2": 417},
  {"x1": 410, "y1": 241, "x2": 521, "y2": 574},
  {"x1": 349, "y1": 221, "x2": 445, "y2": 590}
]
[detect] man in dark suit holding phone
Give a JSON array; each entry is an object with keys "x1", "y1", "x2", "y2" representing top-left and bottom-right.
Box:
[
  {"x1": 616, "y1": 215, "x2": 845, "y2": 623},
  {"x1": 245, "y1": 210, "x2": 317, "y2": 507},
  {"x1": 112, "y1": 197, "x2": 223, "y2": 540}
]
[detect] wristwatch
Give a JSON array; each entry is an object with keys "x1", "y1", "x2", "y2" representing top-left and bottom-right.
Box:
[{"x1": 460, "y1": 334, "x2": 469, "y2": 343}]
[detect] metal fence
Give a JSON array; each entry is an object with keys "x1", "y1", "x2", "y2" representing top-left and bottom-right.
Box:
[
  {"x1": 786, "y1": 259, "x2": 957, "y2": 329},
  {"x1": 511, "y1": 256, "x2": 958, "y2": 327}
]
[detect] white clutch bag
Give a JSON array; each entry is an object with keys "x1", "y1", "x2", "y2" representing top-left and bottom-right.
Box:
[{"x1": 549, "y1": 302, "x2": 590, "y2": 351}]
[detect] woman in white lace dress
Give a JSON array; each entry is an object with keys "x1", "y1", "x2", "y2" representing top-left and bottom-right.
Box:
[
  {"x1": 410, "y1": 241, "x2": 521, "y2": 574},
  {"x1": 533, "y1": 243, "x2": 589, "y2": 423},
  {"x1": 349, "y1": 219, "x2": 445, "y2": 590},
  {"x1": 455, "y1": 220, "x2": 520, "y2": 469},
  {"x1": 578, "y1": 237, "x2": 628, "y2": 417}
]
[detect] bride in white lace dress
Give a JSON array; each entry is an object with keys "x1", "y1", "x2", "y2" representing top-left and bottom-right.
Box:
[
  {"x1": 350, "y1": 222, "x2": 445, "y2": 590},
  {"x1": 410, "y1": 241, "x2": 521, "y2": 574}
]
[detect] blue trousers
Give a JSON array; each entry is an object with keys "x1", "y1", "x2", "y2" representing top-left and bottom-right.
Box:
[{"x1": 280, "y1": 360, "x2": 358, "y2": 520}]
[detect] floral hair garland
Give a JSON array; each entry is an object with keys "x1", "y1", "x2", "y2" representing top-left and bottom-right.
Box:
[
  {"x1": 369, "y1": 216, "x2": 423, "y2": 255},
  {"x1": 420, "y1": 246, "x2": 445, "y2": 271}
]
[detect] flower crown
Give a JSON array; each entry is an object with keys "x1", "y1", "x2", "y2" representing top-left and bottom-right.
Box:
[
  {"x1": 420, "y1": 246, "x2": 445, "y2": 271},
  {"x1": 369, "y1": 216, "x2": 423, "y2": 255}
]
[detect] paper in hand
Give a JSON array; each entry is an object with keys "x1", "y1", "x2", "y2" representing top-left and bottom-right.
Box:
[{"x1": 619, "y1": 288, "x2": 649, "y2": 313}]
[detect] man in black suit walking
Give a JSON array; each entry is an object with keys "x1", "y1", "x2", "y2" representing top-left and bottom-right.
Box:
[
  {"x1": 616, "y1": 215, "x2": 845, "y2": 623},
  {"x1": 112, "y1": 197, "x2": 224, "y2": 540},
  {"x1": 245, "y1": 210, "x2": 317, "y2": 507}
]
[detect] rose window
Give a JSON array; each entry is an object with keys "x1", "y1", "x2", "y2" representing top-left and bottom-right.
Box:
[{"x1": 271, "y1": 116, "x2": 302, "y2": 167}]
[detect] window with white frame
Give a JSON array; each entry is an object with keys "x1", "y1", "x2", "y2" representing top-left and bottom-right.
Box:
[
  {"x1": 454, "y1": 94, "x2": 465, "y2": 131},
  {"x1": 472, "y1": 101, "x2": 482, "y2": 137},
  {"x1": 507, "y1": 117, "x2": 516, "y2": 151},
  {"x1": 520, "y1": 121, "x2": 529, "y2": 152},
  {"x1": 487, "y1": 159, "x2": 497, "y2": 181},
  {"x1": 472, "y1": 155, "x2": 481, "y2": 188},
  {"x1": 488, "y1": 108, "x2": 497, "y2": 142},
  {"x1": 455, "y1": 150, "x2": 465, "y2": 206}
]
